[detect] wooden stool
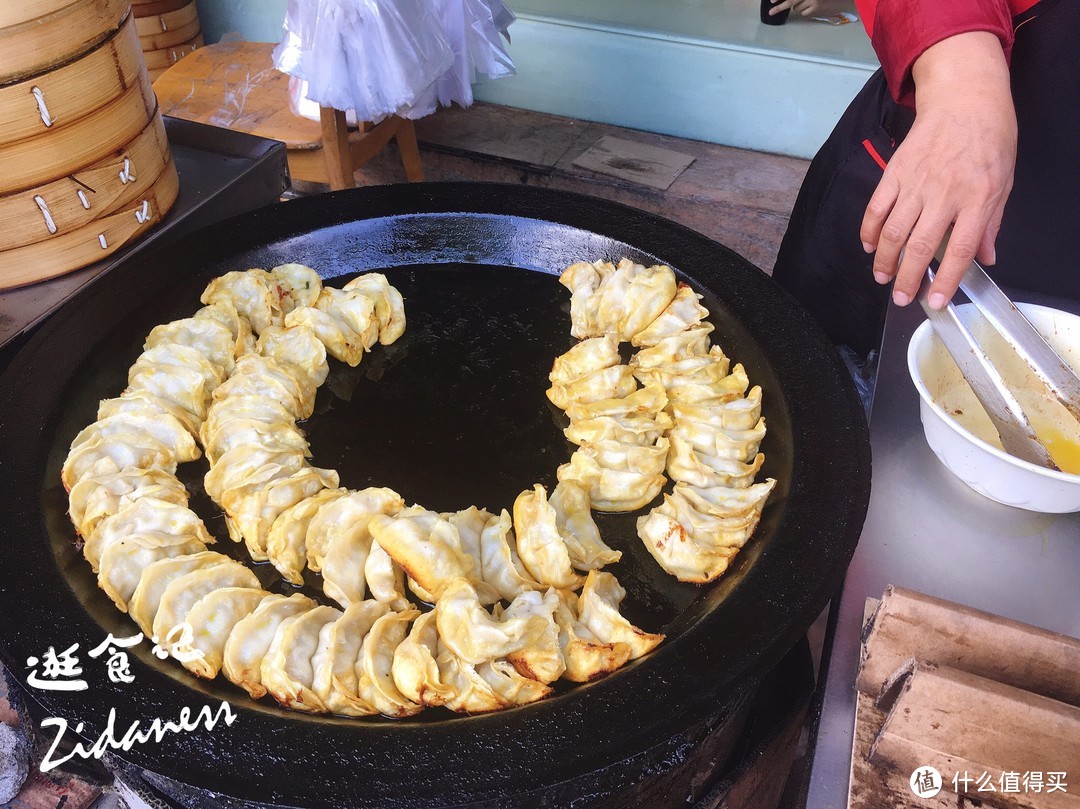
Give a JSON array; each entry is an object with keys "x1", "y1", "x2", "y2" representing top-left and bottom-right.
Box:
[{"x1": 153, "y1": 41, "x2": 424, "y2": 189}]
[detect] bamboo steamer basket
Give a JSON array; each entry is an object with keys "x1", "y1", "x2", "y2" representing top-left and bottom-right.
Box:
[
  {"x1": 0, "y1": 156, "x2": 179, "y2": 289},
  {"x1": 138, "y1": 15, "x2": 200, "y2": 50},
  {"x1": 143, "y1": 34, "x2": 204, "y2": 70},
  {"x1": 0, "y1": 16, "x2": 143, "y2": 147},
  {"x1": 133, "y1": 0, "x2": 197, "y2": 36},
  {"x1": 0, "y1": 1, "x2": 181, "y2": 288},
  {"x1": 0, "y1": 113, "x2": 170, "y2": 252},
  {"x1": 133, "y1": 0, "x2": 203, "y2": 82},
  {"x1": 131, "y1": 0, "x2": 191, "y2": 15},
  {"x1": 0, "y1": 0, "x2": 79, "y2": 30},
  {"x1": 0, "y1": 72, "x2": 156, "y2": 195},
  {"x1": 0, "y1": 0, "x2": 130, "y2": 84}
]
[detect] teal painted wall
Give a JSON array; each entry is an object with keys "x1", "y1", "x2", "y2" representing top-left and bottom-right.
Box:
[
  {"x1": 195, "y1": 0, "x2": 286, "y2": 43},
  {"x1": 191, "y1": 0, "x2": 876, "y2": 158}
]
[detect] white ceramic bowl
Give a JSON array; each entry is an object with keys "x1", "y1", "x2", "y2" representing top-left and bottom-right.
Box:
[{"x1": 907, "y1": 302, "x2": 1080, "y2": 513}]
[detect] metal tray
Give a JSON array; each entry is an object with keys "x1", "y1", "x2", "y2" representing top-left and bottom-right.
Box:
[{"x1": 0, "y1": 182, "x2": 870, "y2": 808}]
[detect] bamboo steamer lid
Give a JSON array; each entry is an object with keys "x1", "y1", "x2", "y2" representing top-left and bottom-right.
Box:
[
  {"x1": 0, "y1": 113, "x2": 169, "y2": 252},
  {"x1": 0, "y1": 72, "x2": 155, "y2": 195},
  {"x1": 0, "y1": 156, "x2": 179, "y2": 290},
  {"x1": 143, "y1": 34, "x2": 203, "y2": 70},
  {"x1": 138, "y1": 16, "x2": 200, "y2": 51},
  {"x1": 131, "y1": 0, "x2": 190, "y2": 15},
  {"x1": 0, "y1": 0, "x2": 130, "y2": 85},
  {"x1": 0, "y1": 16, "x2": 143, "y2": 147},
  {"x1": 134, "y1": 0, "x2": 197, "y2": 36}
]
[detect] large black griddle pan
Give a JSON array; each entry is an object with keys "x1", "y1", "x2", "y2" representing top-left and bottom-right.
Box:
[{"x1": 0, "y1": 182, "x2": 870, "y2": 807}]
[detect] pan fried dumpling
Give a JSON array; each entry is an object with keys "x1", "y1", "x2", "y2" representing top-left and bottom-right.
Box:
[
  {"x1": 62, "y1": 431, "x2": 178, "y2": 491},
  {"x1": 556, "y1": 439, "x2": 668, "y2": 513},
  {"x1": 343, "y1": 273, "x2": 406, "y2": 345},
  {"x1": 317, "y1": 287, "x2": 379, "y2": 351},
  {"x1": 559, "y1": 259, "x2": 613, "y2": 339},
  {"x1": 632, "y1": 351, "x2": 734, "y2": 395},
  {"x1": 201, "y1": 392, "x2": 295, "y2": 436},
  {"x1": 669, "y1": 385, "x2": 763, "y2": 429},
  {"x1": 670, "y1": 418, "x2": 766, "y2": 463},
  {"x1": 391, "y1": 611, "x2": 454, "y2": 707},
  {"x1": 501, "y1": 589, "x2": 565, "y2": 684},
  {"x1": 223, "y1": 466, "x2": 339, "y2": 561},
  {"x1": 212, "y1": 354, "x2": 313, "y2": 419},
  {"x1": 84, "y1": 497, "x2": 212, "y2": 572},
  {"x1": 126, "y1": 363, "x2": 212, "y2": 425},
  {"x1": 512, "y1": 485, "x2": 584, "y2": 590},
  {"x1": 311, "y1": 600, "x2": 390, "y2": 717},
  {"x1": 435, "y1": 578, "x2": 546, "y2": 665},
  {"x1": 202, "y1": 416, "x2": 310, "y2": 467},
  {"x1": 364, "y1": 541, "x2": 410, "y2": 611},
  {"x1": 553, "y1": 590, "x2": 632, "y2": 682},
  {"x1": 478, "y1": 509, "x2": 542, "y2": 602},
  {"x1": 548, "y1": 480, "x2": 621, "y2": 570},
  {"x1": 270, "y1": 263, "x2": 323, "y2": 311},
  {"x1": 222, "y1": 593, "x2": 318, "y2": 698},
  {"x1": 256, "y1": 324, "x2": 329, "y2": 396},
  {"x1": 97, "y1": 391, "x2": 202, "y2": 437},
  {"x1": 445, "y1": 506, "x2": 491, "y2": 562},
  {"x1": 549, "y1": 335, "x2": 620, "y2": 388},
  {"x1": 630, "y1": 283, "x2": 709, "y2": 348},
  {"x1": 676, "y1": 479, "x2": 776, "y2": 522},
  {"x1": 437, "y1": 644, "x2": 506, "y2": 714},
  {"x1": 565, "y1": 378, "x2": 667, "y2": 424},
  {"x1": 479, "y1": 659, "x2": 552, "y2": 706},
  {"x1": 97, "y1": 534, "x2": 207, "y2": 612},
  {"x1": 636, "y1": 496, "x2": 742, "y2": 584},
  {"x1": 98, "y1": 391, "x2": 202, "y2": 438},
  {"x1": 195, "y1": 301, "x2": 256, "y2": 359},
  {"x1": 629, "y1": 324, "x2": 715, "y2": 370},
  {"x1": 546, "y1": 364, "x2": 637, "y2": 411},
  {"x1": 128, "y1": 551, "x2": 234, "y2": 636},
  {"x1": 577, "y1": 571, "x2": 664, "y2": 659},
  {"x1": 183, "y1": 587, "x2": 269, "y2": 679},
  {"x1": 369, "y1": 506, "x2": 496, "y2": 603},
  {"x1": 203, "y1": 445, "x2": 307, "y2": 503},
  {"x1": 127, "y1": 345, "x2": 223, "y2": 423},
  {"x1": 145, "y1": 314, "x2": 238, "y2": 376},
  {"x1": 284, "y1": 305, "x2": 365, "y2": 367},
  {"x1": 355, "y1": 609, "x2": 423, "y2": 717},
  {"x1": 261, "y1": 605, "x2": 342, "y2": 713},
  {"x1": 68, "y1": 467, "x2": 189, "y2": 539},
  {"x1": 660, "y1": 364, "x2": 749, "y2": 409},
  {"x1": 152, "y1": 560, "x2": 261, "y2": 647},
  {"x1": 70, "y1": 414, "x2": 200, "y2": 473},
  {"x1": 605, "y1": 260, "x2": 678, "y2": 342},
  {"x1": 307, "y1": 486, "x2": 405, "y2": 573},
  {"x1": 265, "y1": 488, "x2": 347, "y2": 584},
  {"x1": 666, "y1": 433, "x2": 764, "y2": 489},
  {"x1": 201, "y1": 269, "x2": 283, "y2": 335},
  {"x1": 564, "y1": 411, "x2": 673, "y2": 448}
]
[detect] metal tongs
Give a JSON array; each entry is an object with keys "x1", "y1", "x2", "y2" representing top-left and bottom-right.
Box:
[{"x1": 918, "y1": 259, "x2": 1080, "y2": 471}]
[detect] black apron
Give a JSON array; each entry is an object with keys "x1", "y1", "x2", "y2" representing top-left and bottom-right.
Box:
[{"x1": 771, "y1": 0, "x2": 1080, "y2": 357}]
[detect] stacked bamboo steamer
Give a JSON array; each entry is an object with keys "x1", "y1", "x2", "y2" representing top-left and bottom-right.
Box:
[
  {"x1": 0, "y1": 1, "x2": 179, "y2": 290},
  {"x1": 132, "y1": 0, "x2": 204, "y2": 83}
]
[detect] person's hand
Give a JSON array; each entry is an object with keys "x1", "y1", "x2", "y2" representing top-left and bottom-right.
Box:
[
  {"x1": 767, "y1": 0, "x2": 821, "y2": 16},
  {"x1": 860, "y1": 31, "x2": 1017, "y2": 309}
]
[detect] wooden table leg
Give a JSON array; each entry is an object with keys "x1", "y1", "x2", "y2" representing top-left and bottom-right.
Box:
[
  {"x1": 319, "y1": 106, "x2": 355, "y2": 190},
  {"x1": 395, "y1": 119, "x2": 425, "y2": 182}
]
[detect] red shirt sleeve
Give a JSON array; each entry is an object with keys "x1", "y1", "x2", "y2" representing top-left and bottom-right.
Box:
[{"x1": 854, "y1": 0, "x2": 1014, "y2": 109}]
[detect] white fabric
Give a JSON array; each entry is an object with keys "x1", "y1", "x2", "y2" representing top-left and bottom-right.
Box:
[{"x1": 273, "y1": 0, "x2": 516, "y2": 123}]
